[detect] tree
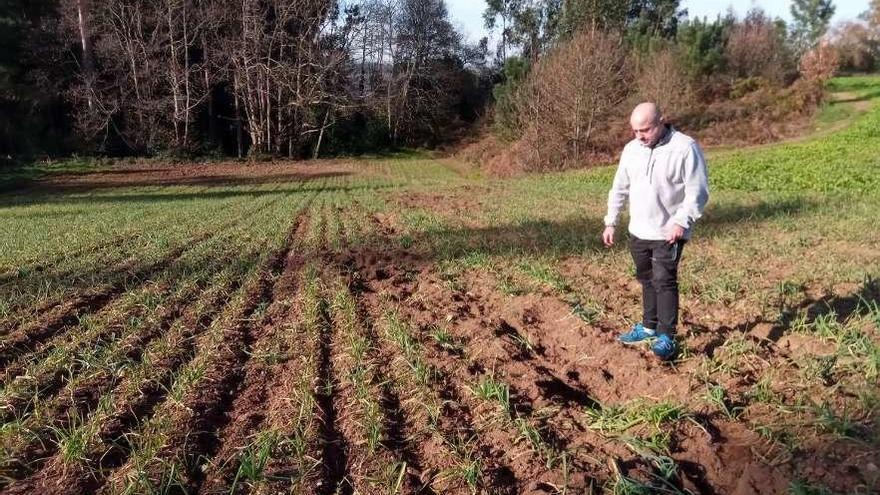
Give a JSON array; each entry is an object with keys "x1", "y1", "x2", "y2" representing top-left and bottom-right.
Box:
[
  {"x1": 390, "y1": 0, "x2": 462, "y2": 143},
  {"x1": 483, "y1": 0, "x2": 520, "y2": 62},
  {"x1": 633, "y1": 46, "x2": 692, "y2": 119},
  {"x1": 864, "y1": 0, "x2": 880, "y2": 28},
  {"x1": 829, "y1": 20, "x2": 876, "y2": 71},
  {"x1": 74, "y1": 0, "x2": 94, "y2": 111},
  {"x1": 861, "y1": 0, "x2": 880, "y2": 53},
  {"x1": 62, "y1": 0, "x2": 218, "y2": 153},
  {"x1": 676, "y1": 15, "x2": 731, "y2": 79},
  {"x1": 0, "y1": 0, "x2": 66, "y2": 156},
  {"x1": 6, "y1": 0, "x2": 489, "y2": 157},
  {"x1": 512, "y1": 28, "x2": 629, "y2": 168},
  {"x1": 491, "y1": 56, "x2": 530, "y2": 140},
  {"x1": 726, "y1": 8, "x2": 796, "y2": 84},
  {"x1": 555, "y1": 0, "x2": 630, "y2": 37},
  {"x1": 627, "y1": 0, "x2": 686, "y2": 39},
  {"x1": 790, "y1": 0, "x2": 835, "y2": 54},
  {"x1": 223, "y1": 0, "x2": 348, "y2": 157},
  {"x1": 483, "y1": 0, "x2": 562, "y2": 63}
]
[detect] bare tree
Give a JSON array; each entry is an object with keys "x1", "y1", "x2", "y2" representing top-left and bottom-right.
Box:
[
  {"x1": 221, "y1": 0, "x2": 349, "y2": 156},
  {"x1": 56, "y1": 0, "x2": 478, "y2": 156},
  {"x1": 725, "y1": 8, "x2": 795, "y2": 84},
  {"x1": 514, "y1": 28, "x2": 629, "y2": 168},
  {"x1": 632, "y1": 46, "x2": 693, "y2": 120},
  {"x1": 62, "y1": 0, "x2": 214, "y2": 152},
  {"x1": 829, "y1": 20, "x2": 877, "y2": 71},
  {"x1": 385, "y1": 0, "x2": 460, "y2": 143},
  {"x1": 164, "y1": 0, "x2": 210, "y2": 148}
]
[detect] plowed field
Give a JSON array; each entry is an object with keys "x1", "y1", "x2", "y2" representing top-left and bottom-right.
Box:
[{"x1": 2, "y1": 78, "x2": 880, "y2": 494}]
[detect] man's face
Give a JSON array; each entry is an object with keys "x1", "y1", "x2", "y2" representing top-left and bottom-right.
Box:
[{"x1": 631, "y1": 118, "x2": 664, "y2": 147}]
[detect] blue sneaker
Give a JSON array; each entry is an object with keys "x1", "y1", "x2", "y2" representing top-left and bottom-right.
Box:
[
  {"x1": 652, "y1": 334, "x2": 678, "y2": 361},
  {"x1": 617, "y1": 323, "x2": 655, "y2": 344}
]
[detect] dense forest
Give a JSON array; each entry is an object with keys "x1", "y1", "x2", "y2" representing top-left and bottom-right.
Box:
[{"x1": 1, "y1": 0, "x2": 878, "y2": 166}]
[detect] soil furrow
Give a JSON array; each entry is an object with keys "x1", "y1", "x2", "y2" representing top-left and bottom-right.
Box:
[
  {"x1": 453, "y1": 267, "x2": 696, "y2": 404},
  {"x1": 375, "y1": 305, "x2": 522, "y2": 494},
  {"x1": 314, "y1": 290, "x2": 352, "y2": 495},
  {"x1": 0, "y1": 189, "x2": 285, "y2": 339},
  {"x1": 255, "y1": 324, "x2": 321, "y2": 494},
  {"x1": 0, "y1": 274, "x2": 244, "y2": 495},
  {"x1": 146, "y1": 214, "x2": 307, "y2": 494},
  {"x1": 341, "y1": 265, "x2": 435, "y2": 494},
  {"x1": 0, "y1": 283, "x2": 195, "y2": 417},
  {"x1": 341, "y1": 249, "x2": 607, "y2": 492},
  {"x1": 197, "y1": 218, "x2": 309, "y2": 494},
  {"x1": 422, "y1": 268, "x2": 697, "y2": 488},
  {"x1": 377, "y1": 381, "x2": 436, "y2": 494},
  {"x1": 0, "y1": 237, "x2": 211, "y2": 370},
  {"x1": 340, "y1": 257, "x2": 525, "y2": 494},
  {"x1": 345, "y1": 208, "x2": 792, "y2": 493},
  {"x1": 314, "y1": 218, "x2": 439, "y2": 493}
]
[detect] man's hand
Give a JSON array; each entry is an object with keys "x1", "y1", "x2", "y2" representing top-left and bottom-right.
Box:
[
  {"x1": 666, "y1": 224, "x2": 685, "y2": 244},
  {"x1": 602, "y1": 226, "x2": 616, "y2": 247}
]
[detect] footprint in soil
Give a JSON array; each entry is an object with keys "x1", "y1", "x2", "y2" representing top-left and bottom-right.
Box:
[
  {"x1": 494, "y1": 319, "x2": 547, "y2": 360},
  {"x1": 467, "y1": 362, "x2": 486, "y2": 375},
  {"x1": 534, "y1": 374, "x2": 599, "y2": 409},
  {"x1": 489, "y1": 466, "x2": 518, "y2": 495},
  {"x1": 372, "y1": 266, "x2": 391, "y2": 280}
]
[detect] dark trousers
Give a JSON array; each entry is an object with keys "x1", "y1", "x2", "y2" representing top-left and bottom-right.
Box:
[{"x1": 629, "y1": 236, "x2": 686, "y2": 335}]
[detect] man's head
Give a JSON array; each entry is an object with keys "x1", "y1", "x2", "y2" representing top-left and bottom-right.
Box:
[{"x1": 630, "y1": 102, "x2": 665, "y2": 147}]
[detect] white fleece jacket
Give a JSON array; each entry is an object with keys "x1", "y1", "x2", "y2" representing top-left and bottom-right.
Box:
[{"x1": 604, "y1": 127, "x2": 709, "y2": 241}]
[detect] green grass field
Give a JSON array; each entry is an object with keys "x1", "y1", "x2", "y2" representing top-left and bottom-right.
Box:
[{"x1": 0, "y1": 77, "x2": 878, "y2": 495}]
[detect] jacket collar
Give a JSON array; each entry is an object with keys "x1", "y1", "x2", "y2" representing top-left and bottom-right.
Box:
[
  {"x1": 640, "y1": 124, "x2": 674, "y2": 149},
  {"x1": 656, "y1": 125, "x2": 674, "y2": 147}
]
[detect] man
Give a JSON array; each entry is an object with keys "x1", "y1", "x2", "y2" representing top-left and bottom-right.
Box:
[{"x1": 602, "y1": 102, "x2": 709, "y2": 360}]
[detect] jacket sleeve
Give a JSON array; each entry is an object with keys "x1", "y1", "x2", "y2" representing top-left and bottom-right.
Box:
[
  {"x1": 671, "y1": 142, "x2": 709, "y2": 229},
  {"x1": 604, "y1": 152, "x2": 630, "y2": 227}
]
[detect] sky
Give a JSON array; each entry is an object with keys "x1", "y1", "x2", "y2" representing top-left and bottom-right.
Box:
[{"x1": 445, "y1": 0, "x2": 871, "y2": 44}]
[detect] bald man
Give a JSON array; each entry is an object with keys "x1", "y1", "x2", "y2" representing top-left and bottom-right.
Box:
[{"x1": 602, "y1": 103, "x2": 709, "y2": 360}]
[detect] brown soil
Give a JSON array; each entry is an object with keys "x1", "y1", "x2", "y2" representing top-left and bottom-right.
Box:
[
  {"x1": 323, "y1": 206, "x2": 879, "y2": 493},
  {"x1": 39, "y1": 160, "x2": 357, "y2": 190},
  {"x1": 338, "y1": 251, "x2": 526, "y2": 494},
  {"x1": 384, "y1": 181, "x2": 880, "y2": 493},
  {"x1": 0, "y1": 223, "x2": 303, "y2": 485},
  {"x1": 340, "y1": 261, "x2": 450, "y2": 494},
  {"x1": 395, "y1": 185, "x2": 492, "y2": 224},
  {"x1": 0, "y1": 283, "x2": 185, "y2": 412},
  {"x1": 0, "y1": 184, "x2": 308, "y2": 492},
  {"x1": 124, "y1": 212, "x2": 311, "y2": 494},
  {"x1": 2, "y1": 157, "x2": 877, "y2": 494},
  {"x1": 197, "y1": 217, "x2": 309, "y2": 494},
  {"x1": 0, "y1": 269, "x2": 246, "y2": 495}
]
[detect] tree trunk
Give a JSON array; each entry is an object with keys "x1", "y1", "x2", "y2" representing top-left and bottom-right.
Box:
[
  {"x1": 313, "y1": 107, "x2": 331, "y2": 159},
  {"x1": 203, "y1": 34, "x2": 215, "y2": 146},
  {"x1": 76, "y1": 0, "x2": 94, "y2": 111},
  {"x1": 234, "y1": 74, "x2": 243, "y2": 158},
  {"x1": 360, "y1": 36, "x2": 367, "y2": 96},
  {"x1": 182, "y1": 0, "x2": 191, "y2": 148},
  {"x1": 167, "y1": 1, "x2": 182, "y2": 146}
]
